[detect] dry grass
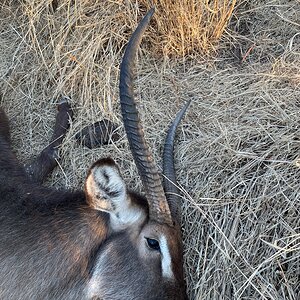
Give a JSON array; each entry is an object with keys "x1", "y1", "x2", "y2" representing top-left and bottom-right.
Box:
[
  {"x1": 138, "y1": 0, "x2": 237, "y2": 56},
  {"x1": 1, "y1": 0, "x2": 300, "y2": 299}
]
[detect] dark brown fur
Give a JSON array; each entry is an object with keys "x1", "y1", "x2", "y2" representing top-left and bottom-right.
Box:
[{"x1": 0, "y1": 105, "x2": 187, "y2": 299}]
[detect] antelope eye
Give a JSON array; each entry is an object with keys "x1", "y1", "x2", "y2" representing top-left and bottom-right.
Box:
[{"x1": 146, "y1": 238, "x2": 160, "y2": 251}]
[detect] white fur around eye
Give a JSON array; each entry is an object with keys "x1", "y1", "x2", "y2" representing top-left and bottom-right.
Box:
[{"x1": 159, "y1": 235, "x2": 173, "y2": 279}]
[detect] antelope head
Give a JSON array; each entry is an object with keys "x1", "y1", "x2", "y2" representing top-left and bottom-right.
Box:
[{"x1": 86, "y1": 8, "x2": 189, "y2": 300}]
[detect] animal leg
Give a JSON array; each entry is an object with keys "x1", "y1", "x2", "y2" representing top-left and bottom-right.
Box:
[
  {"x1": 75, "y1": 119, "x2": 120, "y2": 149},
  {"x1": 0, "y1": 107, "x2": 28, "y2": 178},
  {"x1": 0, "y1": 108, "x2": 11, "y2": 144},
  {"x1": 25, "y1": 97, "x2": 73, "y2": 183}
]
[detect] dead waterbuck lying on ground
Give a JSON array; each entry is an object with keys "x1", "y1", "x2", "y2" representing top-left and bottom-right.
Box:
[{"x1": 0, "y1": 8, "x2": 189, "y2": 300}]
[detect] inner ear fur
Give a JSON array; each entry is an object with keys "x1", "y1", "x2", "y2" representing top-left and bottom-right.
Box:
[
  {"x1": 85, "y1": 158, "x2": 126, "y2": 213},
  {"x1": 85, "y1": 158, "x2": 147, "y2": 231}
]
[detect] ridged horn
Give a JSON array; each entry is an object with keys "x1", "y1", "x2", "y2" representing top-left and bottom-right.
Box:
[
  {"x1": 163, "y1": 100, "x2": 191, "y2": 223},
  {"x1": 119, "y1": 8, "x2": 173, "y2": 226}
]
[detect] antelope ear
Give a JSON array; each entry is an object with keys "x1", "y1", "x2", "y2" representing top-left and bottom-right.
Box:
[{"x1": 85, "y1": 158, "x2": 126, "y2": 213}]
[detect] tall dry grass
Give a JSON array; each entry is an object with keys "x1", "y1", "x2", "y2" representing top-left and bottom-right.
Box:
[
  {"x1": 10, "y1": 0, "x2": 237, "y2": 128},
  {"x1": 141, "y1": 0, "x2": 237, "y2": 56},
  {"x1": 21, "y1": 0, "x2": 237, "y2": 58}
]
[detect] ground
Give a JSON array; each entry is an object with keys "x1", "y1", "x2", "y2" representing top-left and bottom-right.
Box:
[{"x1": 0, "y1": 1, "x2": 299, "y2": 299}]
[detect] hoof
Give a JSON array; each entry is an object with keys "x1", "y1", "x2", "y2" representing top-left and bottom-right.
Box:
[
  {"x1": 57, "y1": 96, "x2": 71, "y2": 106},
  {"x1": 56, "y1": 96, "x2": 73, "y2": 120}
]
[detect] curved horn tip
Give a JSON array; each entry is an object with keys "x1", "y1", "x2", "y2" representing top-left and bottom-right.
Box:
[
  {"x1": 162, "y1": 100, "x2": 191, "y2": 222},
  {"x1": 119, "y1": 7, "x2": 173, "y2": 226},
  {"x1": 140, "y1": 8, "x2": 155, "y2": 29},
  {"x1": 147, "y1": 7, "x2": 155, "y2": 17},
  {"x1": 138, "y1": 7, "x2": 155, "y2": 35},
  {"x1": 181, "y1": 100, "x2": 192, "y2": 115}
]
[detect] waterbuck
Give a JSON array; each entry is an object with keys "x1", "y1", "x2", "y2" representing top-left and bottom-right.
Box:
[{"x1": 0, "y1": 8, "x2": 189, "y2": 299}]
